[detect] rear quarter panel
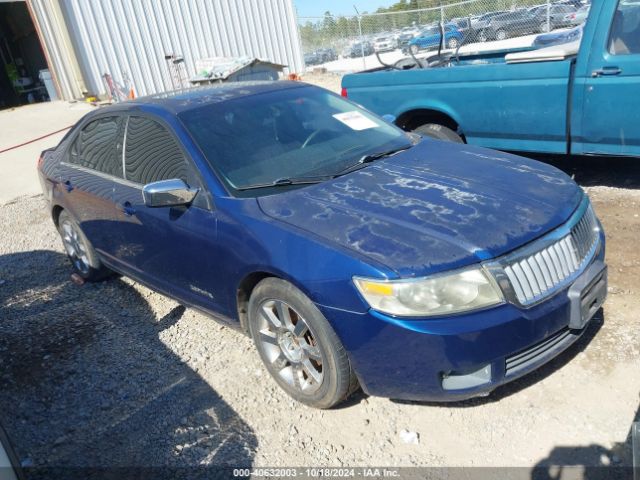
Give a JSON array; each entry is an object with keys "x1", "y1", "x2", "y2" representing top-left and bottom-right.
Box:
[{"x1": 343, "y1": 59, "x2": 573, "y2": 154}]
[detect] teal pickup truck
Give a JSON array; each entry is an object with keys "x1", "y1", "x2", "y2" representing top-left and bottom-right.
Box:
[{"x1": 341, "y1": 0, "x2": 640, "y2": 157}]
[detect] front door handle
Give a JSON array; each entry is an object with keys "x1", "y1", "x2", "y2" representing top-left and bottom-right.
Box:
[
  {"x1": 63, "y1": 180, "x2": 73, "y2": 192},
  {"x1": 592, "y1": 66, "x2": 622, "y2": 77},
  {"x1": 117, "y1": 201, "x2": 136, "y2": 216}
]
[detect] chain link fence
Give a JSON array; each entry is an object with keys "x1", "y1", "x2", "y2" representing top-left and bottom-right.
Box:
[{"x1": 298, "y1": 0, "x2": 588, "y2": 72}]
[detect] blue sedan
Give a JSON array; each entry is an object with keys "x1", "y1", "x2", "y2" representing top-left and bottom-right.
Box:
[
  {"x1": 38, "y1": 81, "x2": 607, "y2": 408},
  {"x1": 408, "y1": 24, "x2": 464, "y2": 53}
]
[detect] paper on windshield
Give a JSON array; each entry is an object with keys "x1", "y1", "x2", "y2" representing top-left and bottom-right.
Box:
[{"x1": 332, "y1": 111, "x2": 379, "y2": 131}]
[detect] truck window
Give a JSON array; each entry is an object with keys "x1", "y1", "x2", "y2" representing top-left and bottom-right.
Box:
[{"x1": 609, "y1": 0, "x2": 640, "y2": 55}]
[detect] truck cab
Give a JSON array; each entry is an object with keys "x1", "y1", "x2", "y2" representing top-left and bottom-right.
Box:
[{"x1": 342, "y1": 0, "x2": 640, "y2": 158}]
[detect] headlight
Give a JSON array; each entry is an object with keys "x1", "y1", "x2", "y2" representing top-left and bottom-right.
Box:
[{"x1": 353, "y1": 267, "x2": 504, "y2": 317}]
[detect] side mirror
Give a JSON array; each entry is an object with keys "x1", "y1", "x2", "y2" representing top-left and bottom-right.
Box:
[{"x1": 142, "y1": 179, "x2": 199, "y2": 208}]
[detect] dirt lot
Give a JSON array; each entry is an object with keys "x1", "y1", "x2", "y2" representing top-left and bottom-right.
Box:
[{"x1": 0, "y1": 87, "x2": 639, "y2": 478}]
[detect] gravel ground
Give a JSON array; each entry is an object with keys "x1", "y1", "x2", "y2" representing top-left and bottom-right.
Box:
[{"x1": 1, "y1": 178, "x2": 639, "y2": 477}]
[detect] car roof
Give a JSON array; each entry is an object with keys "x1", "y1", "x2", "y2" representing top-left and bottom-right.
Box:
[{"x1": 94, "y1": 81, "x2": 307, "y2": 116}]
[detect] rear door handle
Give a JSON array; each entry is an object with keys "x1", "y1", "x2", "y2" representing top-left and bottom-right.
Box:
[
  {"x1": 117, "y1": 201, "x2": 136, "y2": 216},
  {"x1": 591, "y1": 67, "x2": 622, "y2": 77}
]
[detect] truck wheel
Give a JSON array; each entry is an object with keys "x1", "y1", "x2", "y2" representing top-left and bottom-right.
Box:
[
  {"x1": 413, "y1": 123, "x2": 464, "y2": 143},
  {"x1": 495, "y1": 29, "x2": 507, "y2": 41},
  {"x1": 410, "y1": 44, "x2": 420, "y2": 55},
  {"x1": 248, "y1": 278, "x2": 359, "y2": 409},
  {"x1": 447, "y1": 38, "x2": 459, "y2": 49},
  {"x1": 57, "y1": 210, "x2": 113, "y2": 282},
  {"x1": 477, "y1": 30, "x2": 488, "y2": 42}
]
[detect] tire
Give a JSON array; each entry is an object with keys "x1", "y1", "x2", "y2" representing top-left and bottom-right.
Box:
[
  {"x1": 413, "y1": 123, "x2": 464, "y2": 143},
  {"x1": 477, "y1": 30, "x2": 488, "y2": 42},
  {"x1": 447, "y1": 38, "x2": 459, "y2": 49},
  {"x1": 410, "y1": 44, "x2": 419, "y2": 55},
  {"x1": 248, "y1": 278, "x2": 358, "y2": 409},
  {"x1": 540, "y1": 22, "x2": 550, "y2": 33},
  {"x1": 57, "y1": 210, "x2": 112, "y2": 282},
  {"x1": 495, "y1": 29, "x2": 507, "y2": 41}
]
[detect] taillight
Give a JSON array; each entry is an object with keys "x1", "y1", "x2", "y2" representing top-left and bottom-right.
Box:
[{"x1": 341, "y1": 87, "x2": 348, "y2": 97}]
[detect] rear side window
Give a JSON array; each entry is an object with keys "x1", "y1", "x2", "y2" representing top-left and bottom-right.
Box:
[
  {"x1": 69, "y1": 116, "x2": 123, "y2": 177},
  {"x1": 609, "y1": 1, "x2": 640, "y2": 55},
  {"x1": 124, "y1": 116, "x2": 189, "y2": 185}
]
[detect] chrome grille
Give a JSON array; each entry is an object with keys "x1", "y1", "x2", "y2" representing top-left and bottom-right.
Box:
[{"x1": 500, "y1": 203, "x2": 600, "y2": 306}]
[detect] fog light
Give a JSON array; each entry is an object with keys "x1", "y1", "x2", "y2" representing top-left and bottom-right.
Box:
[{"x1": 442, "y1": 364, "x2": 492, "y2": 390}]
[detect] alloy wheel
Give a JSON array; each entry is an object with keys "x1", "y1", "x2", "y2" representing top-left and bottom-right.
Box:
[
  {"x1": 61, "y1": 220, "x2": 90, "y2": 275},
  {"x1": 256, "y1": 299, "x2": 324, "y2": 394}
]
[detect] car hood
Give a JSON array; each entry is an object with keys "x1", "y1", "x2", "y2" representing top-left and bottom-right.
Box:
[{"x1": 257, "y1": 140, "x2": 583, "y2": 278}]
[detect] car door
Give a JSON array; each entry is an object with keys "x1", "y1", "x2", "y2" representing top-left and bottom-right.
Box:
[
  {"x1": 58, "y1": 115, "x2": 125, "y2": 256},
  {"x1": 573, "y1": 0, "x2": 640, "y2": 156},
  {"x1": 108, "y1": 114, "x2": 227, "y2": 314}
]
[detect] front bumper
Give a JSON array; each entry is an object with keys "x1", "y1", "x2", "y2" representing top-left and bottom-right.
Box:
[{"x1": 320, "y1": 242, "x2": 606, "y2": 402}]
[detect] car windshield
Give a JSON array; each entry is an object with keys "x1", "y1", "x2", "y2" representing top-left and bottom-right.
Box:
[{"x1": 179, "y1": 86, "x2": 412, "y2": 194}]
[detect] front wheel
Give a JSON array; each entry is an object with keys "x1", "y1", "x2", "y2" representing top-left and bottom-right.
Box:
[
  {"x1": 410, "y1": 44, "x2": 420, "y2": 55},
  {"x1": 248, "y1": 278, "x2": 358, "y2": 409},
  {"x1": 57, "y1": 210, "x2": 112, "y2": 282},
  {"x1": 477, "y1": 30, "x2": 488, "y2": 42},
  {"x1": 413, "y1": 123, "x2": 464, "y2": 143},
  {"x1": 495, "y1": 29, "x2": 507, "y2": 41},
  {"x1": 447, "y1": 38, "x2": 459, "y2": 49},
  {"x1": 539, "y1": 22, "x2": 550, "y2": 33}
]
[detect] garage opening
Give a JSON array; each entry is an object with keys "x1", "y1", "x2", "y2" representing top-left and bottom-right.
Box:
[{"x1": 0, "y1": 1, "x2": 54, "y2": 109}]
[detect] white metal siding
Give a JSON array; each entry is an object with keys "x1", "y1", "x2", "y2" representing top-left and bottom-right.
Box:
[
  {"x1": 29, "y1": 0, "x2": 86, "y2": 100},
  {"x1": 56, "y1": 0, "x2": 304, "y2": 98}
]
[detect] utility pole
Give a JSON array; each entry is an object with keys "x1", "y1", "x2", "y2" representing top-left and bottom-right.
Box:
[{"x1": 354, "y1": 5, "x2": 366, "y2": 71}]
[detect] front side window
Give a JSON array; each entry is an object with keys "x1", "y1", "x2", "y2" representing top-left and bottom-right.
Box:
[
  {"x1": 179, "y1": 86, "x2": 411, "y2": 194},
  {"x1": 609, "y1": 0, "x2": 640, "y2": 55},
  {"x1": 69, "y1": 116, "x2": 123, "y2": 178},
  {"x1": 124, "y1": 116, "x2": 190, "y2": 185}
]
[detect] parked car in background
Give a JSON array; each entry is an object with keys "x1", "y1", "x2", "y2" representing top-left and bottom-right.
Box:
[
  {"x1": 348, "y1": 41, "x2": 374, "y2": 58},
  {"x1": 304, "y1": 52, "x2": 322, "y2": 66},
  {"x1": 472, "y1": 11, "x2": 509, "y2": 41},
  {"x1": 408, "y1": 24, "x2": 464, "y2": 52},
  {"x1": 450, "y1": 16, "x2": 480, "y2": 44},
  {"x1": 39, "y1": 81, "x2": 607, "y2": 409},
  {"x1": 478, "y1": 9, "x2": 542, "y2": 41},
  {"x1": 532, "y1": 24, "x2": 583, "y2": 47},
  {"x1": 564, "y1": 5, "x2": 591, "y2": 26},
  {"x1": 374, "y1": 35, "x2": 395, "y2": 52},
  {"x1": 529, "y1": 3, "x2": 578, "y2": 31},
  {"x1": 396, "y1": 31, "x2": 415, "y2": 48},
  {"x1": 316, "y1": 48, "x2": 337, "y2": 63}
]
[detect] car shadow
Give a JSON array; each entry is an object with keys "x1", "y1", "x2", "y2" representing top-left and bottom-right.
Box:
[
  {"x1": 519, "y1": 153, "x2": 640, "y2": 189},
  {"x1": 391, "y1": 309, "x2": 604, "y2": 408},
  {"x1": 530, "y1": 402, "x2": 639, "y2": 479},
  {"x1": 0, "y1": 250, "x2": 257, "y2": 479}
]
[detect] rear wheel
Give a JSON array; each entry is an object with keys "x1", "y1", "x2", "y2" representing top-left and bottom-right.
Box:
[
  {"x1": 495, "y1": 29, "x2": 507, "y2": 41},
  {"x1": 413, "y1": 123, "x2": 464, "y2": 143},
  {"x1": 57, "y1": 210, "x2": 112, "y2": 282},
  {"x1": 447, "y1": 37, "x2": 459, "y2": 49},
  {"x1": 248, "y1": 278, "x2": 358, "y2": 409},
  {"x1": 410, "y1": 44, "x2": 420, "y2": 55},
  {"x1": 540, "y1": 21, "x2": 550, "y2": 32}
]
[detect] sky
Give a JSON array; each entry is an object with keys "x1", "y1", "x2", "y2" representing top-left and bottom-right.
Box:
[{"x1": 293, "y1": 0, "x2": 395, "y2": 18}]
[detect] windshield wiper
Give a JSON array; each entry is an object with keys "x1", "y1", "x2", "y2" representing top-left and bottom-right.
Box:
[
  {"x1": 236, "y1": 176, "x2": 333, "y2": 191},
  {"x1": 333, "y1": 145, "x2": 413, "y2": 178}
]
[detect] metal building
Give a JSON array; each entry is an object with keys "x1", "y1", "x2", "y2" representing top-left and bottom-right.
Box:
[{"x1": 1, "y1": 0, "x2": 304, "y2": 105}]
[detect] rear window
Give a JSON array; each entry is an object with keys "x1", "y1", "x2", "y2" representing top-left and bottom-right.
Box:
[{"x1": 69, "y1": 116, "x2": 123, "y2": 178}]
